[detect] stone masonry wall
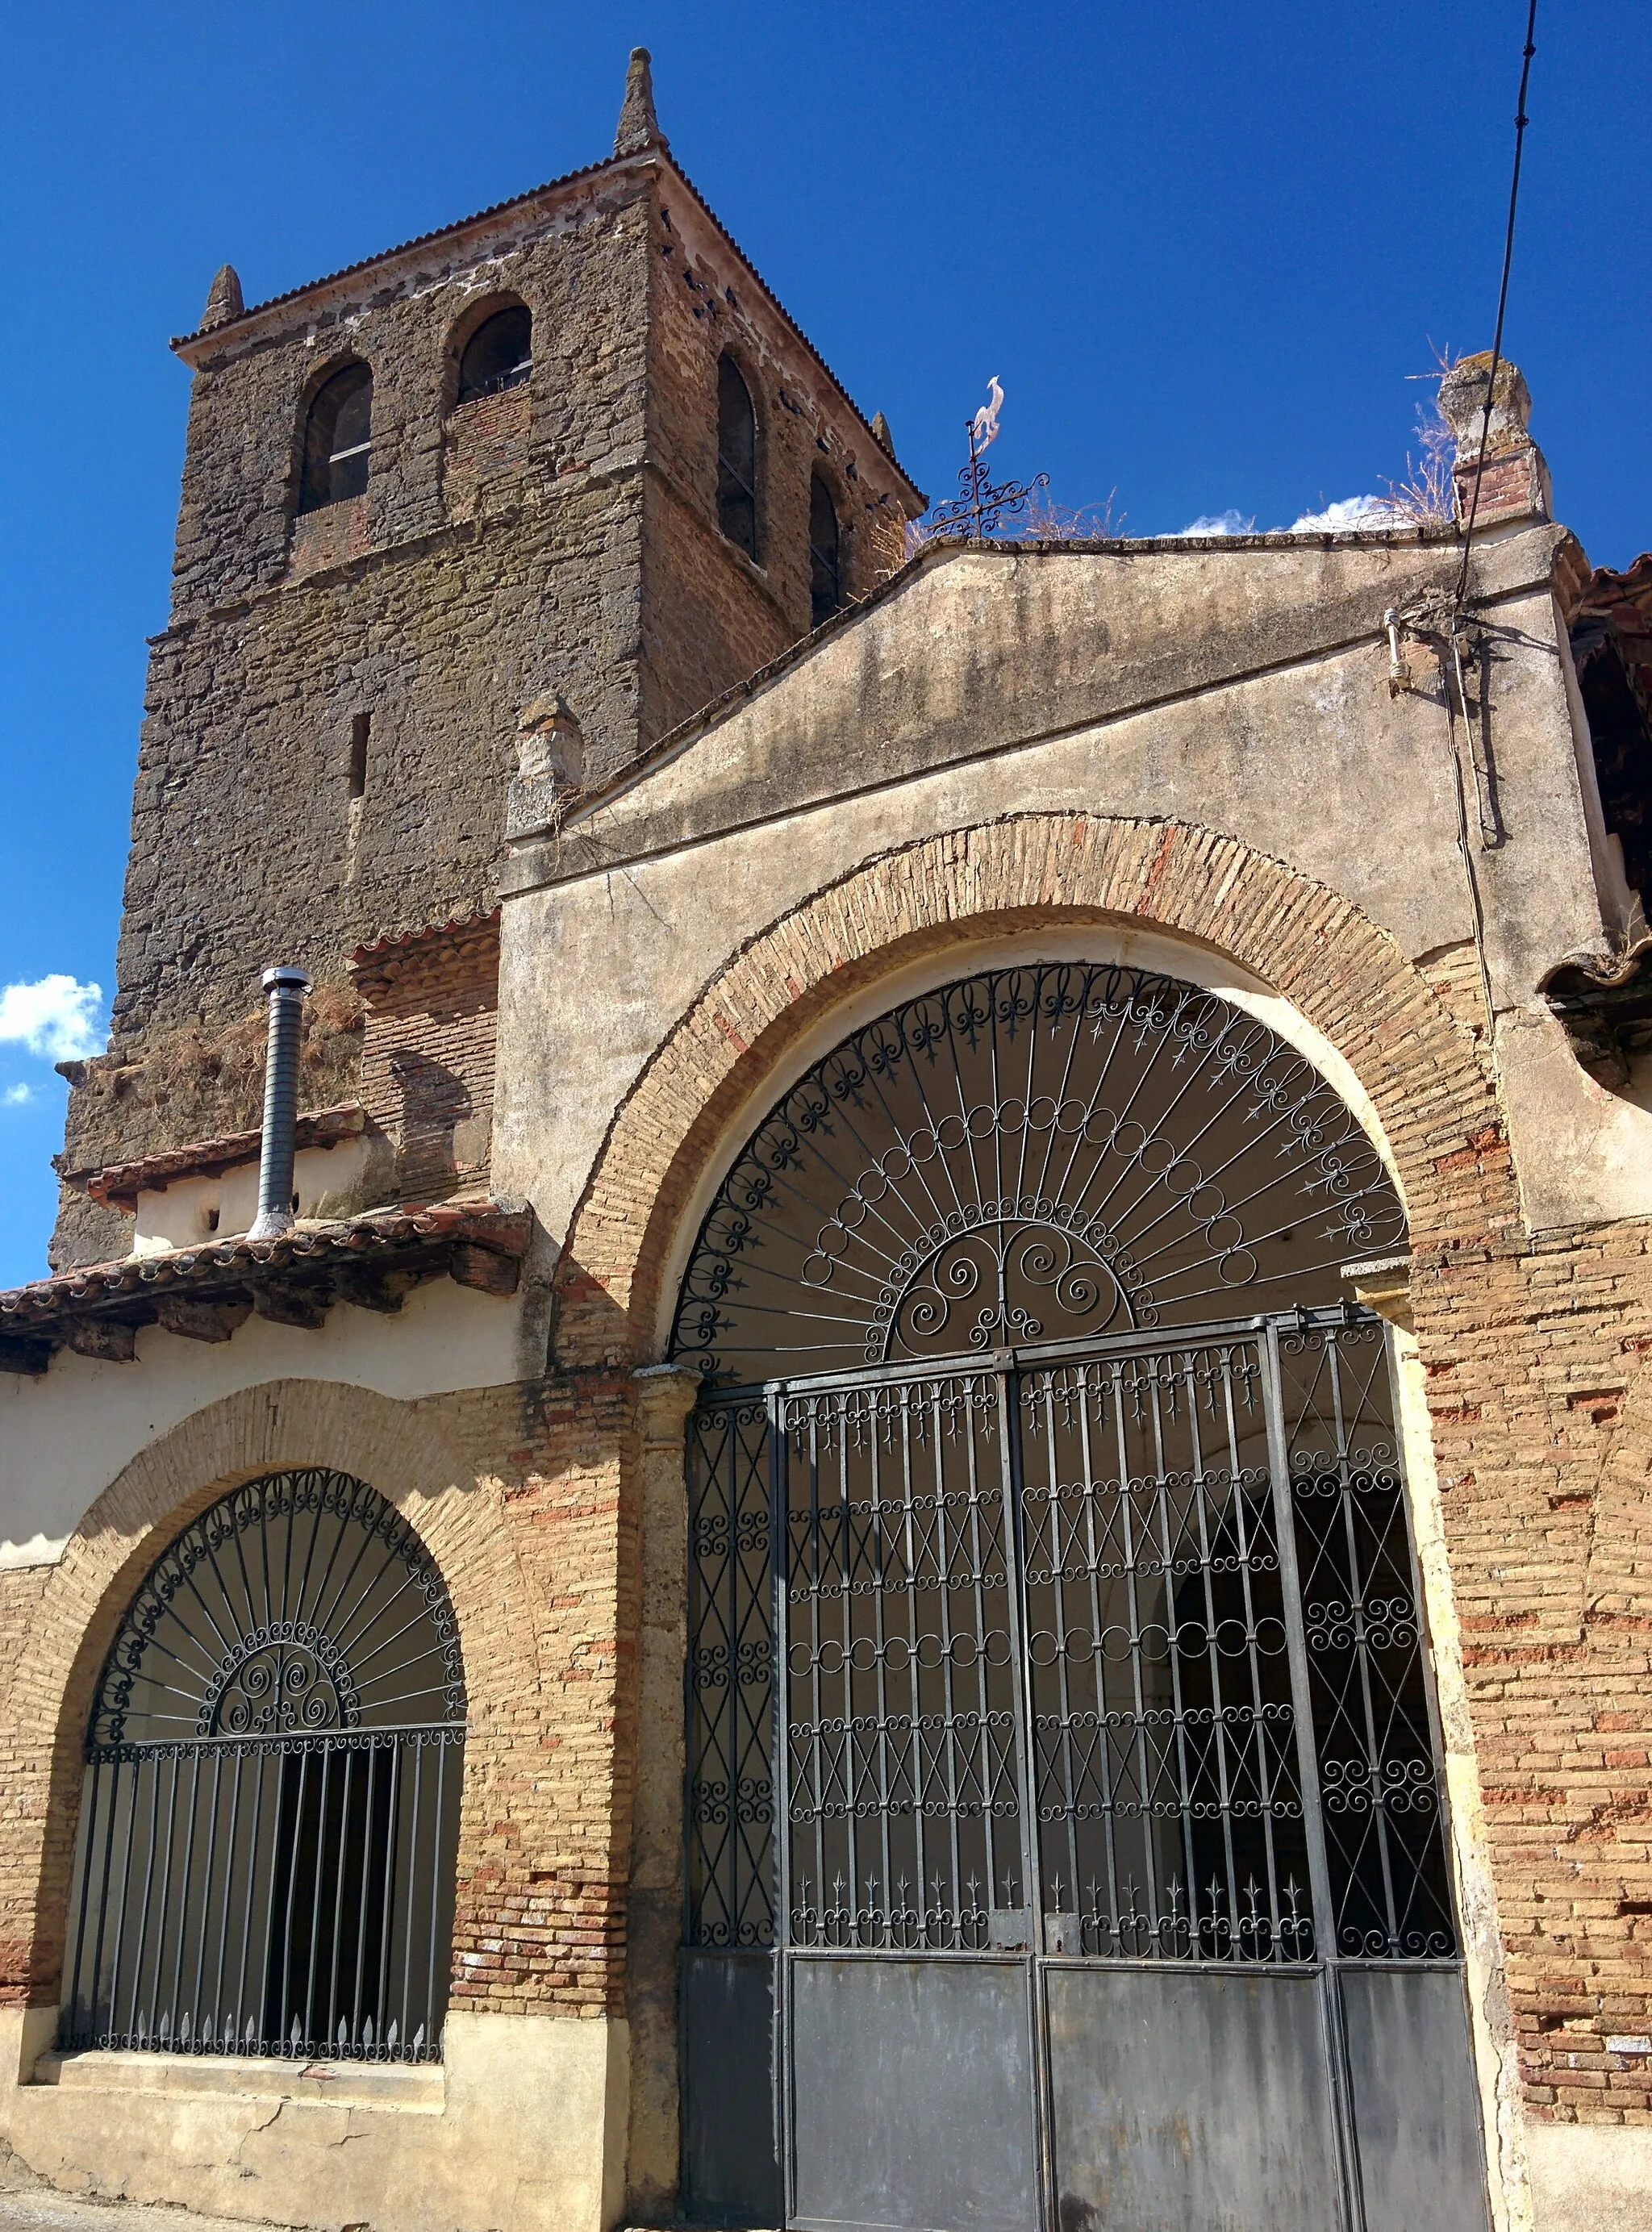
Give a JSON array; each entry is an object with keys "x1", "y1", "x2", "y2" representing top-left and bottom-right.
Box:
[
  {"x1": 637, "y1": 179, "x2": 911, "y2": 741},
  {"x1": 56, "y1": 152, "x2": 920, "y2": 1266}
]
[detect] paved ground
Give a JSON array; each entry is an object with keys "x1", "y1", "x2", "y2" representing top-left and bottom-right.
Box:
[{"x1": 0, "y1": 2190, "x2": 299, "y2": 2232}]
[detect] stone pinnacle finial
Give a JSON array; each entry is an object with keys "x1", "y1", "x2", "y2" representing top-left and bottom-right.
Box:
[
  {"x1": 201, "y1": 264, "x2": 244, "y2": 331},
  {"x1": 614, "y1": 46, "x2": 661, "y2": 156},
  {"x1": 1437, "y1": 352, "x2": 1551, "y2": 528},
  {"x1": 871, "y1": 411, "x2": 895, "y2": 457}
]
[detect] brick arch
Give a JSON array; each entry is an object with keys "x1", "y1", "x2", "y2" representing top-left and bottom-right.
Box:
[
  {"x1": 556, "y1": 813, "x2": 1512, "y2": 1366},
  {"x1": 0, "y1": 1379, "x2": 540, "y2": 2009}
]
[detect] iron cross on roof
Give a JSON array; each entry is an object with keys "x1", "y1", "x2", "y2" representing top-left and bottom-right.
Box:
[{"x1": 926, "y1": 375, "x2": 1049, "y2": 540}]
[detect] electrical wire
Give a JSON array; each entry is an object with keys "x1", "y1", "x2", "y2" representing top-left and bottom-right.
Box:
[{"x1": 1454, "y1": 0, "x2": 1539, "y2": 611}]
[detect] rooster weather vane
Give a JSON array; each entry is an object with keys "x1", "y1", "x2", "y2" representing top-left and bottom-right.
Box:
[{"x1": 926, "y1": 375, "x2": 1049, "y2": 540}]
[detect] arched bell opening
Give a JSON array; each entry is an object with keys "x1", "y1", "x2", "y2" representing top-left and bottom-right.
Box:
[
  {"x1": 59, "y1": 1468, "x2": 465, "y2": 2064},
  {"x1": 671, "y1": 957, "x2": 1488, "y2": 2232}
]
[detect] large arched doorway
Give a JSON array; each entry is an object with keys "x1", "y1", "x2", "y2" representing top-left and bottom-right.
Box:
[
  {"x1": 60, "y1": 1468, "x2": 465, "y2": 2064},
  {"x1": 673, "y1": 962, "x2": 1489, "y2": 2232}
]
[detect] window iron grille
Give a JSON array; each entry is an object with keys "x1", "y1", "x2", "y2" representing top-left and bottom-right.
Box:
[{"x1": 60, "y1": 1468, "x2": 465, "y2": 2063}]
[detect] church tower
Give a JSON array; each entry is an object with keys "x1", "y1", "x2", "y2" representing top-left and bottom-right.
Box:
[{"x1": 55, "y1": 50, "x2": 923, "y2": 1266}]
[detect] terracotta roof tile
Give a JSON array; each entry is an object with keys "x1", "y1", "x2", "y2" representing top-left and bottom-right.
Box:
[
  {"x1": 65, "y1": 1104, "x2": 366, "y2": 1210},
  {"x1": 0, "y1": 1201, "x2": 532, "y2": 1368}
]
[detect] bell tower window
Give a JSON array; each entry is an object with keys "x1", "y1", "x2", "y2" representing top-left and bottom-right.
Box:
[
  {"x1": 716, "y1": 353, "x2": 758, "y2": 560},
  {"x1": 457, "y1": 307, "x2": 532, "y2": 404},
  {"x1": 298, "y1": 363, "x2": 373, "y2": 514},
  {"x1": 810, "y1": 472, "x2": 843, "y2": 626}
]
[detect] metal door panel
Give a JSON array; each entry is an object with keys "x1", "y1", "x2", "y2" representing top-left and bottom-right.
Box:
[
  {"x1": 681, "y1": 1950, "x2": 782, "y2": 2227},
  {"x1": 1046, "y1": 1965, "x2": 1343, "y2": 2232},
  {"x1": 1341, "y1": 1967, "x2": 1491, "y2": 2232},
  {"x1": 790, "y1": 1955, "x2": 1037, "y2": 2232}
]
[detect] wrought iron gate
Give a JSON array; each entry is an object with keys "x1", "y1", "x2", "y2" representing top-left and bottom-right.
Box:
[{"x1": 682, "y1": 1309, "x2": 1490, "y2": 2232}]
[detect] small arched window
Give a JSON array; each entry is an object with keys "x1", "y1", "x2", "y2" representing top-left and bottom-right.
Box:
[
  {"x1": 457, "y1": 306, "x2": 532, "y2": 405},
  {"x1": 298, "y1": 363, "x2": 373, "y2": 514},
  {"x1": 60, "y1": 1469, "x2": 465, "y2": 2063},
  {"x1": 810, "y1": 472, "x2": 843, "y2": 627},
  {"x1": 716, "y1": 353, "x2": 758, "y2": 560}
]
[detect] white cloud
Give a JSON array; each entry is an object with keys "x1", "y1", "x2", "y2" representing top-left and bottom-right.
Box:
[
  {"x1": 2, "y1": 1083, "x2": 32, "y2": 1106},
  {"x1": 1173, "y1": 509, "x2": 1255, "y2": 537},
  {"x1": 0, "y1": 975, "x2": 105, "y2": 1061},
  {"x1": 1287, "y1": 494, "x2": 1400, "y2": 533}
]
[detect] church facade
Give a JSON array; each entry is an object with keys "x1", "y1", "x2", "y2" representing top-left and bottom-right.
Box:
[{"x1": 3, "y1": 50, "x2": 1652, "y2": 2232}]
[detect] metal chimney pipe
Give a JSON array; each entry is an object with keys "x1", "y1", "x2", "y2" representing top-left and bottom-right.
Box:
[{"x1": 248, "y1": 966, "x2": 311, "y2": 1240}]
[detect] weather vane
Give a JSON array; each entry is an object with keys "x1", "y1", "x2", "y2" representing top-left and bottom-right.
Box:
[{"x1": 926, "y1": 376, "x2": 1049, "y2": 540}]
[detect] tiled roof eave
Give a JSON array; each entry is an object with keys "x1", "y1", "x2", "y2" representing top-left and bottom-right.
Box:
[
  {"x1": 0, "y1": 1202, "x2": 533, "y2": 1369},
  {"x1": 65, "y1": 1104, "x2": 368, "y2": 1210}
]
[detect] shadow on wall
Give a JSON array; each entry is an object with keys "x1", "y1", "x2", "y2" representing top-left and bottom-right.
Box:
[{"x1": 386, "y1": 1050, "x2": 490, "y2": 1204}]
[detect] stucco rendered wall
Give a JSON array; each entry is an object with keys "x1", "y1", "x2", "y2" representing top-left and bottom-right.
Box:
[
  {"x1": 0, "y1": 2008, "x2": 629, "y2": 2232},
  {"x1": 497, "y1": 528, "x2": 1648, "y2": 1256},
  {"x1": 0, "y1": 1281, "x2": 531, "y2": 1569}
]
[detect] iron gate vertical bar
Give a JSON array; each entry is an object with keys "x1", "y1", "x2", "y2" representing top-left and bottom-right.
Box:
[
  {"x1": 768, "y1": 1381, "x2": 795, "y2": 2226},
  {"x1": 1324, "y1": 1333, "x2": 1403, "y2": 1953},
  {"x1": 997, "y1": 1358, "x2": 1040, "y2": 1923},
  {"x1": 1262, "y1": 1318, "x2": 1364, "y2": 2232},
  {"x1": 1000, "y1": 1354, "x2": 1053, "y2": 2232}
]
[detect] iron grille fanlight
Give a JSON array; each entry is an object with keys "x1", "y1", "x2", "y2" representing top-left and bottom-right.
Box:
[
  {"x1": 669, "y1": 962, "x2": 1406, "y2": 1384},
  {"x1": 62, "y1": 1470, "x2": 465, "y2": 2064}
]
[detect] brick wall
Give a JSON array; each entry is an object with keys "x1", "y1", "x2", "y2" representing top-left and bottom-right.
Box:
[
  {"x1": 0, "y1": 1565, "x2": 52, "y2": 1997},
  {"x1": 1420, "y1": 1225, "x2": 1652, "y2": 2122},
  {"x1": 549, "y1": 810, "x2": 1652, "y2": 2123},
  {"x1": 354, "y1": 917, "x2": 500, "y2": 1208},
  {"x1": 0, "y1": 1371, "x2": 646, "y2": 2025}
]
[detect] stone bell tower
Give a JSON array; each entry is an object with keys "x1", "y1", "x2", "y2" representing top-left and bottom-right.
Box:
[{"x1": 52, "y1": 49, "x2": 924, "y2": 1267}]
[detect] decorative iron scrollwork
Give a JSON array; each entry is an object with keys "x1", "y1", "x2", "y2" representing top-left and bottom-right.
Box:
[
  {"x1": 671, "y1": 962, "x2": 1406, "y2": 1384},
  {"x1": 90, "y1": 1467, "x2": 465, "y2": 1748}
]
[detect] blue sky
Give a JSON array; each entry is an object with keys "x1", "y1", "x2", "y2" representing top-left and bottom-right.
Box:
[{"x1": 2, "y1": 2, "x2": 1648, "y2": 1286}]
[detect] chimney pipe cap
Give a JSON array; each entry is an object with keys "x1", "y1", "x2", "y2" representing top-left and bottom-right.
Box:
[{"x1": 261, "y1": 966, "x2": 311, "y2": 995}]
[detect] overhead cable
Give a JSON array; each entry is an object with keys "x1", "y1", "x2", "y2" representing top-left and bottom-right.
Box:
[{"x1": 1454, "y1": 0, "x2": 1539, "y2": 610}]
